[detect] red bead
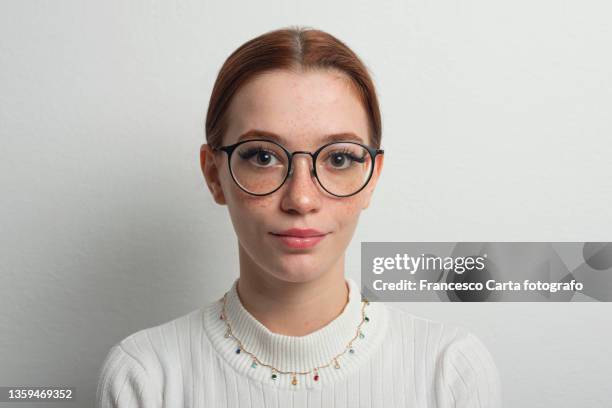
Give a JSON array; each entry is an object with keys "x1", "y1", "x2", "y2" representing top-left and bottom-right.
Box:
[{"x1": 314, "y1": 374, "x2": 319, "y2": 381}]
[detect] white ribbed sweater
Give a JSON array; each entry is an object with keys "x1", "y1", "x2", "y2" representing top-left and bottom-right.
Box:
[{"x1": 96, "y1": 277, "x2": 502, "y2": 407}]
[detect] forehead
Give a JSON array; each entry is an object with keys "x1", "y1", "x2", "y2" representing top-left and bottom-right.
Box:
[{"x1": 224, "y1": 69, "x2": 370, "y2": 148}]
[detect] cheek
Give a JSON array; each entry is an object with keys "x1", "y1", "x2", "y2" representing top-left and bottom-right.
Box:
[
  {"x1": 225, "y1": 187, "x2": 277, "y2": 232},
  {"x1": 341, "y1": 195, "x2": 366, "y2": 214},
  {"x1": 331, "y1": 197, "x2": 365, "y2": 230}
]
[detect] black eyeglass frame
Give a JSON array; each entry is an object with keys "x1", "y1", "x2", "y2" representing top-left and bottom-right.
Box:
[{"x1": 212, "y1": 138, "x2": 384, "y2": 197}]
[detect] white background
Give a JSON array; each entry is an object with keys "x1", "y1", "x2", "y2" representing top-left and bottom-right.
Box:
[{"x1": 1, "y1": 1, "x2": 611, "y2": 407}]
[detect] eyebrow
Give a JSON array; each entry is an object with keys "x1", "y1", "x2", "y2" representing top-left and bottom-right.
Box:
[{"x1": 236, "y1": 129, "x2": 366, "y2": 145}]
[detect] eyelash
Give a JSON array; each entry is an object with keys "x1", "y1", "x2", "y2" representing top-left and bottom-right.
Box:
[
  {"x1": 325, "y1": 148, "x2": 366, "y2": 164},
  {"x1": 237, "y1": 147, "x2": 281, "y2": 161}
]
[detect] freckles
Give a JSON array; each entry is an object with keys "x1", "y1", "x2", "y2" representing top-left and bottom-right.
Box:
[
  {"x1": 223, "y1": 172, "x2": 281, "y2": 208},
  {"x1": 331, "y1": 197, "x2": 363, "y2": 221},
  {"x1": 341, "y1": 197, "x2": 364, "y2": 213},
  {"x1": 239, "y1": 193, "x2": 277, "y2": 211}
]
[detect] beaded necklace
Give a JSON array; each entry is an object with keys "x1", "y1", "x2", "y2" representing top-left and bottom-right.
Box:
[{"x1": 219, "y1": 291, "x2": 370, "y2": 386}]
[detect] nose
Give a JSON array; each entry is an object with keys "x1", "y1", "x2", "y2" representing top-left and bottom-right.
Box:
[{"x1": 280, "y1": 153, "x2": 322, "y2": 214}]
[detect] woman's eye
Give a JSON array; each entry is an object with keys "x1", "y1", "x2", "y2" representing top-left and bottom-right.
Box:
[
  {"x1": 239, "y1": 148, "x2": 280, "y2": 167},
  {"x1": 327, "y1": 152, "x2": 364, "y2": 169}
]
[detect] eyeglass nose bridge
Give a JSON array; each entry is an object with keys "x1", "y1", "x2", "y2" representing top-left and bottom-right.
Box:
[{"x1": 286, "y1": 151, "x2": 317, "y2": 177}]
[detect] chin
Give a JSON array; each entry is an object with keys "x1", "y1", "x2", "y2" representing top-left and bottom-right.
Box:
[{"x1": 267, "y1": 266, "x2": 326, "y2": 284}]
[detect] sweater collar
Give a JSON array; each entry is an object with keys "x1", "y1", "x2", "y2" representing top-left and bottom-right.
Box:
[
  {"x1": 224, "y1": 276, "x2": 362, "y2": 372},
  {"x1": 203, "y1": 276, "x2": 389, "y2": 389}
]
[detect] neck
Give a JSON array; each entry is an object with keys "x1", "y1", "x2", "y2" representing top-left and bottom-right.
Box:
[{"x1": 237, "y1": 244, "x2": 349, "y2": 337}]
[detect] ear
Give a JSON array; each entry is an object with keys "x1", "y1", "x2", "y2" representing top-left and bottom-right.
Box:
[
  {"x1": 200, "y1": 144, "x2": 227, "y2": 205},
  {"x1": 362, "y1": 153, "x2": 384, "y2": 210}
]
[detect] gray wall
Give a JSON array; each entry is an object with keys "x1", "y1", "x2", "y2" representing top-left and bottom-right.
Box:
[{"x1": 1, "y1": 1, "x2": 611, "y2": 407}]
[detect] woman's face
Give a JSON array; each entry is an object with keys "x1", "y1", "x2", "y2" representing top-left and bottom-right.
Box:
[{"x1": 201, "y1": 69, "x2": 383, "y2": 284}]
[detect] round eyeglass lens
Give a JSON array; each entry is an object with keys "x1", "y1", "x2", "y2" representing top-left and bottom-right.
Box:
[
  {"x1": 315, "y1": 142, "x2": 373, "y2": 196},
  {"x1": 229, "y1": 140, "x2": 289, "y2": 194}
]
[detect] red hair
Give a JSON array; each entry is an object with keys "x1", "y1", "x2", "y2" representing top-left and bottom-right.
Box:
[{"x1": 205, "y1": 25, "x2": 382, "y2": 149}]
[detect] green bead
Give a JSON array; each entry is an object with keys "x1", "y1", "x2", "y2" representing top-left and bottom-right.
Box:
[
  {"x1": 271, "y1": 373, "x2": 278, "y2": 380},
  {"x1": 349, "y1": 348, "x2": 355, "y2": 354},
  {"x1": 365, "y1": 316, "x2": 370, "y2": 322},
  {"x1": 359, "y1": 331, "x2": 365, "y2": 339},
  {"x1": 251, "y1": 362, "x2": 257, "y2": 368}
]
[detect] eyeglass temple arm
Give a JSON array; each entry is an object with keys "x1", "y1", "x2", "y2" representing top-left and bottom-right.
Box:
[{"x1": 211, "y1": 146, "x2": 230, "y2": 154}]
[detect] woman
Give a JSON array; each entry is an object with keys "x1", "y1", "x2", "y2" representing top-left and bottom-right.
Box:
[{"x1": 96, "y1": 26, "x2": 502, "y2": 407}]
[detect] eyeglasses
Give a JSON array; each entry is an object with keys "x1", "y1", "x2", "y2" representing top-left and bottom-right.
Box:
[{"x1": 212, "y1": 139, "x2": 384, "y2": 197}]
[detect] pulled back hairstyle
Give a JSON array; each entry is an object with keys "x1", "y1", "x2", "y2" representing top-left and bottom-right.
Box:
[{"x1": 205, "y1": 25, "x2": 382, "y2": 149}]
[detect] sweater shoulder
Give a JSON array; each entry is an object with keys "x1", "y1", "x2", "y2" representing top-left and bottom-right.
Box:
[
  {"x1": 103, "y1": 305, "x2": 209, "y2": 380},
  {"x1": 96, "y1": 302, "x2": 218, "y2": 407},
  {"x1": 96, "y1": 341, "x2": 160, "y2": 408},
  {"x1": 382, "y1": 304, "x2": 502, "y2": 407},
  {"x1": 123, "y1": 307, "x2": 201, "y2": 353},
  {"x1": 383, "y1": 303, "x2": 467, "y2": 346},
  {"x1": 383, "y1": 304, "x2": 498, "y2": 364},
  {"x1": 434, "y1": 325, "x2": 502, "y2": 407}
]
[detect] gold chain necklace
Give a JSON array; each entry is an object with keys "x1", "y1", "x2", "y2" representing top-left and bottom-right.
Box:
[{"x1": 219, "y1": 291, "x2": 370, "y2": 386}]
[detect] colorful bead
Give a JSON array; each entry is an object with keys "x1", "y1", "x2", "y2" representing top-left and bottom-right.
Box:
[
  {"x1": 349, "y1": 348, "x2": 355, "y2": 354},
  {"x1": 271, "y1": 373, "x2": 278, "y2": 380},
  {"x1": 291, "y1": 375, "x2": 298, "y2": 385},
  {"x1": 251, "y1": 361, "x2": 257, "y2": 368},
  {"x1": 235, "y1": 347, "x2": 241, "y2": 354},
  {"x1": 314, "y1": 374, "x2": 319, "y2": 381},
  {"x1": 364, "y1": 316, "x2": 370, "y2": 322},
  {"x1": 359, "y1": 331, "x2": 365, "y2": 339}
]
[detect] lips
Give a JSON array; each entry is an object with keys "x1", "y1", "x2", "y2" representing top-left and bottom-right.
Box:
[
  {"x1": 269, "y1": 228, "x2": 329, "y2": 249},
  {"x1": 272, "y1": 228, "x2": 327, "y2": 238}
]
